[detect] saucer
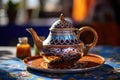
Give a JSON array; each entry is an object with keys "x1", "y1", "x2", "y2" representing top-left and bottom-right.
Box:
[{"x1": 24, "y1": 53, "x2": 105, "y2": 73}]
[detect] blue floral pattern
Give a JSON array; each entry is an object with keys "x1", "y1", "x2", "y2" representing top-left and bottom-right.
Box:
[{"x1": 0, "y1": 46, "x2": 120, "y2": 80}]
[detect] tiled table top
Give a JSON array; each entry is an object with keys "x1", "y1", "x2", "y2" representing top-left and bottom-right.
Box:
[{"x1": 0, "y1": 46, "x2": 120, "y2": 80}]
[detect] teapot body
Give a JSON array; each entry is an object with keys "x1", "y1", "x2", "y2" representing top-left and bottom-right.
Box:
[{"x1": 42, "y1": 28, "x2": 84, "y2": 55}]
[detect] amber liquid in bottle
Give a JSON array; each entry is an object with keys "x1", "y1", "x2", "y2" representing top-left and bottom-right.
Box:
[{"x1": 16, "y1": 37, "x2": 31, "y2": 59}]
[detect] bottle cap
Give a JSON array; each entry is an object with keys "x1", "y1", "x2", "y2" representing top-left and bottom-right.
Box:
[{"x1": 18, "y1": 37, "x2": 28, "y2": 43}]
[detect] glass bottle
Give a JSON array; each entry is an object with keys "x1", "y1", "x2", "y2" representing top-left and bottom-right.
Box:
[
  {"x1": 16, "y1": 37, "x2": 31, "y2": 59},
  {"x1": 34, "y1": 44, "x2": 39, "y2": 55},
  {"x1": 34, "y1": 36, "x2": 45, "y2": 55}
]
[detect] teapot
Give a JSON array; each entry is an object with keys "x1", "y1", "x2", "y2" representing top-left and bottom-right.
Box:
[{"x1": 26, "y1": 14, "x2": 98, "y2": 56}]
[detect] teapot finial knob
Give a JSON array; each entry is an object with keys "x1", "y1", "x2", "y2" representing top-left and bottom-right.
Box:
[{"x1": 60, "y1": 13, "x2": 65, "y2": 21}]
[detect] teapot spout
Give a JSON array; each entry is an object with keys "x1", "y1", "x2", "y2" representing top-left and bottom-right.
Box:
[{"x1": 26, "y1": 28, "x2": 43, "y2": 52}]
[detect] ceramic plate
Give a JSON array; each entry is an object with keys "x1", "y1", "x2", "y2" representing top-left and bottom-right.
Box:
[{"x1": 24, "y1": 53, "x2": 105, "y2": 73}]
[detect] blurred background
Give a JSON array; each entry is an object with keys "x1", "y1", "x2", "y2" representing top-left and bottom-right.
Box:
[{"x1": 0, "y1": 0, "x2": 120, "y2": 46}]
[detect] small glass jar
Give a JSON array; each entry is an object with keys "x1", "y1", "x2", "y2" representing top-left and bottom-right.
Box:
[{"x1": 16, "y1": 37, "x2": 31, "y2": 59}]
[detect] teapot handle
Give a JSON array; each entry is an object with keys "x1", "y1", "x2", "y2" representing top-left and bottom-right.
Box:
[{"x1": 78, "y1": 26, "x2": 98, "y2": 56}]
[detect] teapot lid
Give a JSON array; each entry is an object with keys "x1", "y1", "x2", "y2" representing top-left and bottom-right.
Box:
[{"x1": 50, "y1": 14, "x2": 74, "y2": 30}]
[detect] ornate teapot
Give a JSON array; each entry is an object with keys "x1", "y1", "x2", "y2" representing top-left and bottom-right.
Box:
[{"x1": 26, "y1": 14, "x2": 98, "y2": 56}]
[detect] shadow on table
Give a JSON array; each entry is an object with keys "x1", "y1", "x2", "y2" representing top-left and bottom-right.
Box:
[
  {"x1": 0, "y1": 50, "x2": 15, "y2": 60},
  {"x1": 27, "y1": 64, "x2": 120, "y2": 79}
]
